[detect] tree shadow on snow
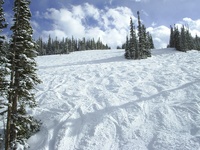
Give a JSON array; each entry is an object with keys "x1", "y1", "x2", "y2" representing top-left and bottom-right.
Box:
[{"x1": 64, "y1": 78, "x2": 200, "y2": 137}]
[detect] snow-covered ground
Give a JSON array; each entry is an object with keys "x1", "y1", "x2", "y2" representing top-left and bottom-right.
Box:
[{"x1": 28, "y1": 48, "x2": 200, "y2": 150}]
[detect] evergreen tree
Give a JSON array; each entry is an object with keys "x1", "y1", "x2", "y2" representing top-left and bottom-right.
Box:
[
  {"x1": 124, "y1": 17, "x2": 138, "y2": 59},
  {"x1": 36, "y1": 36, "x2": 110, "y2": 55},
  {"x1": 169, "y1": 25, "x2": 175, "y2": 48},
  {"x1": 64, "y1": 38, "x2": 69, "y2": 54},
  {"x1": 78, "y1": 37, "x2": 86, "y2": 51},
  {"x1": 6, "y1": 0, "x2": 41, "y2": 149},
  {"x1": 36, "y1": 37, "x2": 46, "y2": 55},
  {"x1": 137, "y1": 11, "x2": 146, "y2": 59},
  {"x1": 59, "y1": 37, "x2": 65, "y2": 54},
  {"x1": 70, "y1": 36, "x2": 75, "y2": 52},
  {"x1": 174, "y1": 26, "x2": 181, "y2": 50},
  {"x1": 147, "y1": 32, "x2": 154, "y2": 49},
  {"x1": 91, "y1": 38, "x2": 96, "y2": 50},
  {"x1": 0, "y1": 3, "x2": 9, "y2": 148},
  {"x1": 170, "y1": 24, "x2": 198, "y2": 52},
  {"x1": 0, "y1": 0, "x2": 8, "y2": 98},
  {"x1": 180, "y1": 25, "x2": 187, "y2": 52},
  {"x1": 142, "y1": 24, "x2": 151, "y2": 57},
  {"x1": 54, "y1": 37, "x2": 60, "y2": 54},
  {"x1": 194, "y1": 35, "x2": 200, "y2": 50},
  {"x1": 124, "y1": 35, "x2": 130, "y2": 58},
  {"x1": 185, "y1": 29, "x2": 194, "y2": 50},
  {"x1": 124, "y1": 11, "x2": 153, "y2": 60},
  {"x1": 129, "y1": 17, "x2": 137, "y2": 59},
  {"x1": 47, "y1": 35, "x2": 52, "y2": 55}
]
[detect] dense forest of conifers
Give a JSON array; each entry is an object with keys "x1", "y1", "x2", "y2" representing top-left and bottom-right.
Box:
[
  {"x1": 168, "y1": 25, "x2": 200, "y2": 51},
  {"x1": 3, "y1": 36, "x2": 110, "y2": 56},
  {"x1": 35, "y1": 36, "x2": 110, "y2": 56}
]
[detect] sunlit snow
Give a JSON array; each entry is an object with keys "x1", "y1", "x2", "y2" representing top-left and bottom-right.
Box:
[{"x1": 28, "y1": 48, "x2": 200, "y2": 150}]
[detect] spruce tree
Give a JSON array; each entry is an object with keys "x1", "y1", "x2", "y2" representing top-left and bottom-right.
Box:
[
  {"x1": 65, "y1": 38, "x2": 69, "y2": 54},
  {"x1": 0, "y1": 3, "x2": 9, "y2": 148},
  {"x1": 195, "y1": 35, "x2": 200, "y2": 50},
  {"x1": 185, "y1": 29, "x2": 194, "y2": 50},
  {"x1": 6, "y1": 0, "x2": 41, "y2": 149},
  {"x1": 174, "y1": 26, "x2": 181, "y2": 50},
  {"x1": 0, "y1": 0, "x2": 8, "y2": 97},
  {"x1": 124, "y1": 35, "x2": 130, "y2": 59},
  {"x1": 129, "y1": 17, "x2": 137, "y2": 59},
  {"x1": 141, "y1": 24, "x2": 151, "y2": 57},
  {"x1": 137, "y1": 11, "x2": 146, "y2": 59},
  {"x1": 169, "y1": 24, "x2": 200, "y2": 51},
  {"x1": 47, "y1": 35, "x2": 52, "y2": 55},
  {"x1": 124, "y1": 17, "x2": 138, "y2": 59},
  {"x1": 36, "y1": 37, "x2": 46, "y2": 55},
  {"x1": 36, "y1": 36, "x2": 110, "y2": 55},
  {"x1": 147, "y1": 32, "x2": 154, "y2": 49},
  {"x1": 124, "y1": 11, "x2": 153, "y2": 60},
  {"x1": 169, "y1": 25, "x2": 175, "y2": 48},
  {"x1": 180, "y1": 25, "x2": 187, "y2": 52}
]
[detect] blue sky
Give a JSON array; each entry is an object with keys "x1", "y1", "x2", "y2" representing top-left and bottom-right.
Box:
[{"x1": 3, "y1": 0, "x2": 200, "y2": 48}]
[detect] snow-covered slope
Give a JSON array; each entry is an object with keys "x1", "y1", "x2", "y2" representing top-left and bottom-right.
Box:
[{"x1": 28, "y1": 48, "x2": 200, "y2": 150}]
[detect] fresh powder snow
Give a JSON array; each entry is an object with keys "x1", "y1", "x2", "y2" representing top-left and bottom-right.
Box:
[{"x1": 27, "y1": 48, "x2": 200, "y2": 150}]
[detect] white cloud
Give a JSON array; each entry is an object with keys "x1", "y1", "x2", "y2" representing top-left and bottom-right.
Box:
[
  {"x1": 72, "y1": 5, "x2": 86, "y2": 20},
  {"x1": 39, "y1": 4, "x2": 171, "y2": 49},
  {"x1": 31, "y1": 20, "x2": 39, "y2": 29},
  {"x1": 146, "y1": 18, "x2": 200, "y2": 49},
  {"x1": 42, "y1": 29, "x2": 67, "y2": 41},
  {"x1": 151, "y1": 22, "x2": 157, "y2": 27},
  {"x1": 43, "y1": 8, "x2": 85, "y2": 38},
  {"x1": 83, "y1": 3, "x2": 100, "y2": 20},
  {"x1": 181, "y1": 17, "x2": 200, "y2": 37},
  {"x1": 104, "y1": 7, "x2": 136, "y2": 30},
  {"x1": 133, "y1": 0, "x2": 149, "y2": 2},
  {"x1": 147, "y1": 26, "x2": 170, "y2": 48},
  {"x1": 40, "y1": 3, "x2": 134, "y2": 48},
  {"x1": 38, "y1": 4, "x2": 200, "y2": 49}
]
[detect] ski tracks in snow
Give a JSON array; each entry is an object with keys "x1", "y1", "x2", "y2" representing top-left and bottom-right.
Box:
[{"x1": 28, "y1": 49, "x2": 200, "y2": 150}]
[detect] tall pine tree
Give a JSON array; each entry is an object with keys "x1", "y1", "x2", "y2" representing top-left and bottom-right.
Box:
[
  {"x1": 5, "y1": 0, "x2": 41, "y2": 149},
  {"x1": 129, "y1": 17, "x2": 137, "y2": 59},
  {"x1": 174, "y1": 26, "x2": 181, "y2": 50},
  {"x1": 137, "y1": 11, "x2": 146, "y2": 59},
  {"x1": 0, "y1": 3, "x2": 9, "y2": 148},
  {"x1": 0, "y1": 0, "x2": 8, "y2": 98},
  {"x1": 141, "y1": 24, "x2": 151, "y2": 57},
  {"x1": 124, "y1": 35, "x2": 130, "y2": 58},
  {"x1": 185, "y1": 28, "x2": 194, "y2": 50},
  {"x1": 168, "y1": 24, "x2": 198, "y2": 51},
  {"x1": 169, "y1": 25, "x2": 175, "y2": 48},
  {"x1": 194, "y1": 34, "x2": 200, "y2": 50},
  {"x1": 125, "y1": 11, "x2": 153, "y2": 60},
  {"x1": 180, "y1": 25, "x2": 187, "y2": 52},
  {"x1": 147, "y1": 32, "x2": 154, "y2": 49}
]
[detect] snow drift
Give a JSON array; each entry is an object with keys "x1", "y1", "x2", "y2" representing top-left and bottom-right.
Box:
[{"x1": 28, "y1": 48, "x2": 200, "y2": 150}]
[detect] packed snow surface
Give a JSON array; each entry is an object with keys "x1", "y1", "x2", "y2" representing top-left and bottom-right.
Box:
[{"x1": 28, "y1": 48, "x2": 200, "y2": 150}]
